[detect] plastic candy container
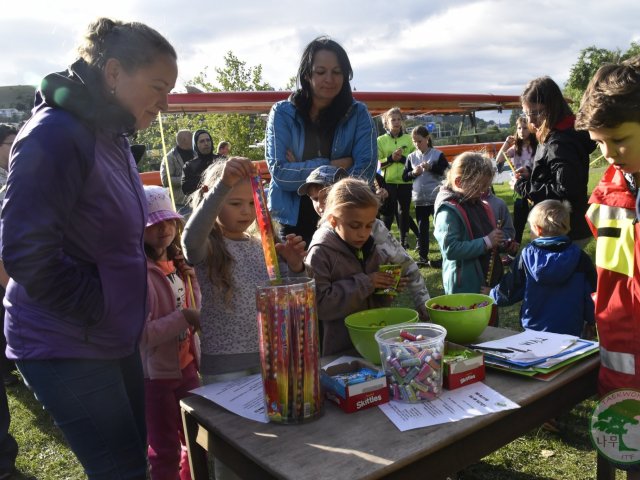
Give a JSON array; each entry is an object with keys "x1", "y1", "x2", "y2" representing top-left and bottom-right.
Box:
[{"x1": 375, "y1": 323, "x2": 447, "y2": 402}]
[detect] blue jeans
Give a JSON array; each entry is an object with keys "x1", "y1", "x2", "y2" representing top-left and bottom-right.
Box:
[
  {"x1": 17, "y1": 352, "x2": 147, "y2": 479},
  {"x1": 0, "y1": 381, "x2": 17, "y2": 476}
]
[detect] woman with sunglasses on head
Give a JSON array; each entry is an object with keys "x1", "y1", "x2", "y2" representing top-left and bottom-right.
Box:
[
  {"x1": 514, "y1": 76, "x2": 596, "y2": 248},
  {"x1": 265, "y1": 36, "x2": 377, "y2": 246}
]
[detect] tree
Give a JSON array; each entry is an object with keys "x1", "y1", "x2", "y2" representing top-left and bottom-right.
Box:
[
  {"x1": 509, "y1": 109, "x2": 522, "y2": 129},
  {"x1": 135, "y1": 52, "x2": 274, "y2": 170},
  {"x1": 564, "y1": 42, "x2": 640, "y2": 107},
  {"x1": 593, "y1": 399, "x2": 640, "y2": 452}
]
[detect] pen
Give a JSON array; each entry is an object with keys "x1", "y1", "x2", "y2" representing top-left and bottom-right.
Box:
[{"x1": 467, "y1": 345, "x2": 515, "y2": 354}]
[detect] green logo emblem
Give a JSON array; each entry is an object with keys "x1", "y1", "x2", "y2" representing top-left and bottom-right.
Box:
[{"x1": 590, "y1": 389, "x2": 640, "y2": 464}]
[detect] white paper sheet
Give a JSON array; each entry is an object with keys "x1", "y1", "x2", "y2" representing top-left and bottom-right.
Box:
[
  {"x1": 190, "y1": 374, "x2": 269, "y2": 423},
  {"x1": 378, "y1": 382, "x2": 520, "y2": 432},
  {"x1": 473, "y1": 329, "x2": 585, "y2": 364}
]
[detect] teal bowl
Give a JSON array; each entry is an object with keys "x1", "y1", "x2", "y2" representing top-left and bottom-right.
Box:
[
  {"x1": 425, "y1": 293, "x2": 493, "y2": 344},
  {"x1": 345, "y1": 308, "x2": 419, "y2": 364}
]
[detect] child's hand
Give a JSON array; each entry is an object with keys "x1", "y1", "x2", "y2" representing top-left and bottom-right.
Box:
[
  {"x1": 487, "y1": 228, "x2": 505, "y2": 248},
  {"x1": 397, "y1": 276, "x2": 409, "y2": 292},
  {"x1": 417, "y1": 304, "x2": 430, "y2": 322},
  {"x1": 480, "y1": 286, "x2": 491, "y2": 295},
  {"x1": 221, "y1": 157, "x2": 255, "y2": 188},
  {"x1": 173, "y1": 253, "x2": 196, "y2": 280},
  {"x1": 505, "y1": 240, "x2": 519, "y2": 255},
  {"x1": 504, "y1": 135, "x2": 515, "y2": 147},
  {"x1": 514, "y1": 166, "x2": 530, "y2": 180},
  {"x1": 275, "y1": 234, "x2": 306, "y2": 273},
  {"x1": 392, "y1": 148, "x2": 403, "y2": 162},
  {"x1": 182, "y1": 308, "x2": 201, "y2": 331},
  {"x1": 412, "y1": 164, "x2": 424, "y2": 176},
  {"x1": 368, "y1": 271, "x2": 396, "y2": 289}
]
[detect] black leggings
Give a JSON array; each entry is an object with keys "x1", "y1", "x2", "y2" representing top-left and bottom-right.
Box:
[
  {"x1": 415, "y1": 205, "x2": 435, "y2": 259},
  {"x1": 381, "y1": 183, "x2": 413, "y2": 241},
  {"x1": 513, "y1": 197, "x2": 530, "y2": 244},
  {"x1": 279, "y1": 194, "x2": 319, "y2": 247}
]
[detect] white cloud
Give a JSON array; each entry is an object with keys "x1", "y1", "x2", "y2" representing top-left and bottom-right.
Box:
[{"x1": 1, "y1": 0, "x2": 639, "y2": 99}]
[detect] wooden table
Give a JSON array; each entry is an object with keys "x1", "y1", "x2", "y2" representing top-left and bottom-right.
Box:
[{"x1": 181, "y1": 327, "x2": 601, "y2": 480}]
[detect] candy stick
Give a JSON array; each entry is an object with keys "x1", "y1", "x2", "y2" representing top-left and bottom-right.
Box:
[
  {"x1": 156, "y1": 112, "x2": 177, "y2": 211},
  {"x1": 292, "y1": 290, "x2": 304, "y2": 418},
  {"x1": 306, "y1": 282, "x2": 321, "y2": 414},
  {"x1": 486, "y1": 219, "x2": 504, "y2": 286},
  {"x1": 269, "y1": 288, "x2": 282, "y2": 420},
  {"x1": 250, "y1": 173, "x2": 281, "y2": 281},
  {"x1": 303, "y1": 287, "x2": 317, "y2": 415},
  {"x1": 500, "y1": 150, "x2": 517, "y2": 175},
  {"x1": 276, "y1": 288, "x2": 289, "y2": 420}
]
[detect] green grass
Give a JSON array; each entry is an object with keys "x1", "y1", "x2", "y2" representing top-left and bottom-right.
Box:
[
  {"x1": 5, "y1": 169, "x2": 617, "y2": 479},
  {"x1": 388, "y1": 171, "x2": 615, "y2": 480}
]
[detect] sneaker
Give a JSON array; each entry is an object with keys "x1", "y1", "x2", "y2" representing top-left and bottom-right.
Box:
[
  {"x1": 417, "y1": 257, "x2": 429, "y2": 267},
  {"x1": 401, "y1": 240, "x2": 410, "y2": 250},
  {"x1": 542, "y1": 418, "x2": 560, "y2": 433},
  {"x1": 428, "y1": 259, "x2": 442, "y2": 269}
]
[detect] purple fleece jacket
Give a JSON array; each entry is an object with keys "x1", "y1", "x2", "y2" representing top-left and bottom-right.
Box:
[{"x1": 0, "y1": 87, "x2": 148, "y2": 360}]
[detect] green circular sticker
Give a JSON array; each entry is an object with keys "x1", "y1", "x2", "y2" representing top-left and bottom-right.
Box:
[{"x1": 590, "y1": 389, "x2": 640, "y2": 465}]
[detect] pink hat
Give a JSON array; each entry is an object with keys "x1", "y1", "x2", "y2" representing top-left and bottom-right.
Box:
[{"x1": 143, "y1": 186, "x2": 183, "y2": 227}]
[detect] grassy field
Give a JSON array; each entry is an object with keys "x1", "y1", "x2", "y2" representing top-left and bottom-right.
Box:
[{"x1": 5, "y1": 169, "x2": 625, "y2": 479}]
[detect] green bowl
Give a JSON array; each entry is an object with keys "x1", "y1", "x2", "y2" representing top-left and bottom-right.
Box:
[
  {"x1": 425, "y1": 293, "x2": 493, "y2": 344},
  {"x1": 345, "y1": 308, "x2": 419, "y2": 364}
]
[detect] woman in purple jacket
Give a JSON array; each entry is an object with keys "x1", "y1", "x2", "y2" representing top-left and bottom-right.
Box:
[{"x1": 0, "y1": 18, "x2": 177, "y2": 479}]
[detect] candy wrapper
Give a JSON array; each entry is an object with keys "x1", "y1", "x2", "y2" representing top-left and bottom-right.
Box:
[{"x1": 375, "y1": 264, "x2": 402, "y2": 296}]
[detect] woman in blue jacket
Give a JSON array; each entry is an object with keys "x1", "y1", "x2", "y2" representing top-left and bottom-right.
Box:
[
  {"x1": 265, "y1": 36, "x2": 377, "y2": 246},
  {"x1": 0, "y1": 18, "x2": 177, "y2": 479}
]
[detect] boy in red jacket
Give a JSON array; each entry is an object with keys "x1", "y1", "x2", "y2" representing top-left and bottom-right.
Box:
[{"x1": 576, "y1": 55, "x2": 640, "y2": 479}]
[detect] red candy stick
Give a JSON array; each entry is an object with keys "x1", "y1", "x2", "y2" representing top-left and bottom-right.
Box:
[{"x1": 400, "y1": 330, "x2": 417, "y2": 341}]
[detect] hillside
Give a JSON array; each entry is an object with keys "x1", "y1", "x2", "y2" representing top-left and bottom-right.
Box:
[{"x1": 0, "y1": 85, "x2": 36, "y2": 110}]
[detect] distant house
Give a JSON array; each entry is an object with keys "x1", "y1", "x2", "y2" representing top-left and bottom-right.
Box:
[{"x1": 0, "y1": 108, "x2": 20, "y2": 118}]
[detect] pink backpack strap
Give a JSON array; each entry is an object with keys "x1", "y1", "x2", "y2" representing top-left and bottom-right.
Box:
[{"x1": 446, "y1": 198, "x2": 496, "y2": 238}]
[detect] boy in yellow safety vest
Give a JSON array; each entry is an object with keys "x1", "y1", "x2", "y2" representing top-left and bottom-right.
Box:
[{"x1": 576, "y1": 55, "x2": 640, "y2": 478}]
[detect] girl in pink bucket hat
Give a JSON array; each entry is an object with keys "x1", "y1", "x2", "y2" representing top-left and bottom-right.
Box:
[{"x1": 141, "y1": 185, "x2": 202, "y2": 480}]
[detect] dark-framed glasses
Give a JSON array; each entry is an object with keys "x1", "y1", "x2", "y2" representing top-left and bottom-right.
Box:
[{"x1": 523, "y1": 109, "x2": 545, "y2": 119}]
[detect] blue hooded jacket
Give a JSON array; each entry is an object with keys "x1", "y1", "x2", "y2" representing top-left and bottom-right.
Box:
[
  {"x1": 0, "y1": 59, "x2": 148, "y2": 360},
  {"x1": 489, "y1": 236, "x2": 596, "y2": 336}
]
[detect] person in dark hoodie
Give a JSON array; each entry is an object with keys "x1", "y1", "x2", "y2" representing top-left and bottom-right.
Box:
[
  {"x1": 488, "y1": 200, "x2": 596, "y2": 337},
  {"x1": 181, "y1": 129, "x2": 219, "y2": 196},
  {"x1": 514, "y1": 76, "x2": 596, "y2": 248},
  {"x1": 0, "y1": 18, "x2": 177, "y2": 479}
]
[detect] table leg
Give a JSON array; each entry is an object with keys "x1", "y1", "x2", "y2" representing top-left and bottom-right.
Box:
[
  {"x1": 182, "y1": 406, "x2": 209, "y2": 480},
  {"x1": 597, "y1": 453, "x2": 616, "y2": 480}
]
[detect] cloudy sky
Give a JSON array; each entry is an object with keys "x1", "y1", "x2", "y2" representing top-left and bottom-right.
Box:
[{"x1": 2, "y1": 0, "x2": 639, "y2": 120}]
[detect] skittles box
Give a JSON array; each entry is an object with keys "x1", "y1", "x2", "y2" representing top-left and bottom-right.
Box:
[
  {"x1": 443, "y1": 342, "x2": 485, "y2": 390},
  {"x1": 321, "y1": 359, "x2": 389, "y2": 413}
]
